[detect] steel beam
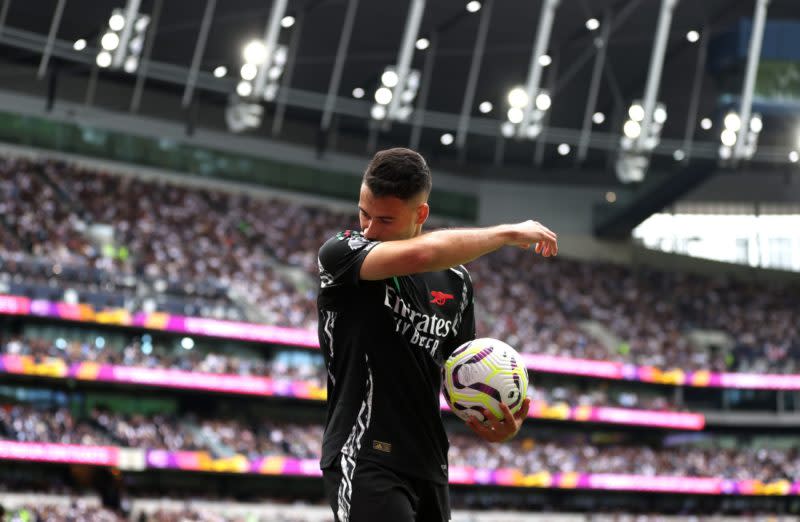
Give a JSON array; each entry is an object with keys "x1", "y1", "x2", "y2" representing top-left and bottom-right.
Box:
[
  {"x1": 37, "y1": 0, "x2": 67, "y2": 79},
  {"x1": 576, "y1": 8, "x2": 612, "y2": 164},
  {"x1": 384, "y1": 0, "x2": 426, "y2": 126},
  {"x1": 181, "y1": 0, "x2": 216, "y2": 108},
  {"x1": 321, "y1": 0, "x2": 359, "y2": 131},
  {"x1": 517, "y1": 0, "x2": 559, "y2": 138},
  {"x1": 635, "y1": 0, "x2": 677, "y2": 152},
  {"x1": 252, "y1": 0, "x2": 289, "y2": 99},
  {"x1": 455, "y1": 0, "x2": 493, "y2": 149},
  {"x1": 733, "y1": 0, "x2": 769, "y2": 161},
  {"x1": 680, "y1": 23, "x2": 709, "y2": 161},
  {"x1": 130, "y1": 0, "x2": 163, "y2": 112},
  {"x1": 273, "y1": 8, "x2": 306, "y2": 135},
  {"x1": 409, "y1": 32, "x2": 437, "y2": 150}
]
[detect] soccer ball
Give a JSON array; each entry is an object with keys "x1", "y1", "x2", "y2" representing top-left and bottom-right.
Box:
[{"x1": 442, "y1": 337, "x2": 529, "y2": 423}]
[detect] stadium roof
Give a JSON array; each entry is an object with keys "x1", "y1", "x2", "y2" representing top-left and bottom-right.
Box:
[{"x1": 1, "y1": 0, "x2": 799, "y2": 235}]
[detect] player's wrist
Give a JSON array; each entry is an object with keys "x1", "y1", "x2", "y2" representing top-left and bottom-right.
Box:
[{"x1": 494, "y1": 224, "x2": 521, "y2": 247}]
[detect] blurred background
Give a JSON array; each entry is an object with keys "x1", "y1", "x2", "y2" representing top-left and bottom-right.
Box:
[{"x1": 0, "y1": 0, "x2": 799, "y2": 520}]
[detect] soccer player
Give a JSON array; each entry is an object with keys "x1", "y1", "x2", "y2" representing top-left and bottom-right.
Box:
[{"x1": 317, "y1": 148, "x2": 558, "y2": 522}]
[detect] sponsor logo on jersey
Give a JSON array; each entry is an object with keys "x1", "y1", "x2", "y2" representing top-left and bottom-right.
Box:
[
  {"x1": 384, "y1": 285, "x2": 453, "y2": 359},
  {"x1": 430, "y1": 291, "x2": 455, "y2": 306}
]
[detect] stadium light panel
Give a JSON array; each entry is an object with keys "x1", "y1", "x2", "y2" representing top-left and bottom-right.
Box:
[
  {"x1": 101, "y1": 32, "x2": 120, "y2": 51},
  {"x1": 370, "y1": 104, "x2": 387, "y2": 120},
  {"x1": 240, "y1": 63, "x2": 258, "y2": 81},
  {"x1": 628, "y1": 104, "x2": 645, "y2": 123},
  {"x1": 592, "y1": 112, "x2": 605, "y2": 125},
  {"x1": 236, "y1": 81, "x2": 253, "y2": 97},
  {"x1": 109, "y1": 13, "x2": 125, "y2": 31},
  {"x1": 535, "y1": 92, "x2": 551, "y2": 111},
  {"x1": 96, "y1": 51, "x2": 112, "y2": 68},
  {"x1": 507, "y1": 87, "x2": 528, "y2": 109},
  {"x1": 720, "y1": 128, "x2": 737, "y2": 147},
  {"x1": 243, "y1": 40, "x2": 268, "y2": 64},
  {"x1": 724, "y1": 112, "x2": 741, "y2": 132},
  {"x1": 375, "y1": 87, "x2": 393, "y2": 105},
  {"x1": 507, "y1": 107, "x2": 524, "y2": 124},
  {"x1": 623, "y1": 120, "x2": 641, "y2": 139},
  {"x1": 381, "y1": 70, "x2": 399, "y2": 88}
]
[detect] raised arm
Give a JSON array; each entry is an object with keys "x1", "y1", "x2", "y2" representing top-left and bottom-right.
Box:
[{"x1": 359, "y1": 220, "x2": 557, "y2": 281}]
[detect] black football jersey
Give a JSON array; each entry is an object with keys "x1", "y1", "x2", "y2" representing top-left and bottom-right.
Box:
[{"x1": 317, "y1": 230, "x2": 476, "y2": 484}]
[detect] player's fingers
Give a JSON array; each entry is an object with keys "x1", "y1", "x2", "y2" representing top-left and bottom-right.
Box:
[
  {"x1": 515, "y1": 397, "x2": 531, "y2": 421},
  {"x1": 481, "y1": 409, "x2": 499, "y2": 429},
  {"x1": 537, "y1": 227, "x2": 554, "y2": 240},
  {"x1": 466, "y1": 417, "x2": 496, "y2": 441},
  {"x1": 465, "y1": 420, "x2": 485, "y2": 438},
  {"x1": 468, "y1": 414, "x2": 492, "y2": 430},
  {"x1": 534, "y1": 242, "x2": 543, "y2": 254},
  {"x1": 499, "y1": 402, "x2": 515, "y2": 425}
]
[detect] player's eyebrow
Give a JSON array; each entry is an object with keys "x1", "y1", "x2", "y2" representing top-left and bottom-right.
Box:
[{"x1": 359, "y1": 207, "x2": 394, "y2": 220}]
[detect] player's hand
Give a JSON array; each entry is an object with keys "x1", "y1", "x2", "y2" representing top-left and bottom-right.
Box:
[
  {"x1": 508, "y1": 220, "x2": 558, "y2": 257},
  {"x1": 465, "y1": 398, "x2": 530, "y2": 443}
]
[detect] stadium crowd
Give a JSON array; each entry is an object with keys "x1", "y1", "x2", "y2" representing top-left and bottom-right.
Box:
[
  {"x1": 0, "y1": 155, "x2": 798, "y2": 373},
  {"x1": 139, "y1": 508, "x2": 331, "y2": 522},
  {"x1": 0, "y1": 501, "x2": 331, "y2": 522},
  {"x1": 0, "y1": 333, "x2": 326, "y2": 388},
  {"x1": 3, "y1": 501, "x2": 124, "y2": 522},
  {"x1": 0, "y1": 405, "x2": 321, "y2": 459},
  {"x1": 0, "y1": 335, "x2": 676, "y2": 411},
  {"x1": 0, "y1": 405, "x2": 796, "y2": 482},
  {"x1": 0, "y1": 404, "x2": 112, "y2": 446}
]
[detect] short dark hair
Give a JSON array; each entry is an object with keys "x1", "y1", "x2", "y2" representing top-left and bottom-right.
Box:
[{"x1": 363, "y1": 148, "x2": 432, "y2": 200}]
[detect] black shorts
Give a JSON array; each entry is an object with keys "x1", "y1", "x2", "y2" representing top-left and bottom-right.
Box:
[{"x1": 322, "y1": 455, "x2": 450, "y2": 522}]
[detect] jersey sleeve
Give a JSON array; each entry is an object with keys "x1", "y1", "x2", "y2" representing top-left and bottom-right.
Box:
[
  {"x1": 318, "y1": 230, "x2": 381, "y2": 289},
  {"x1": 451, "y1": 267, "x2": 476, "y2": 350}
]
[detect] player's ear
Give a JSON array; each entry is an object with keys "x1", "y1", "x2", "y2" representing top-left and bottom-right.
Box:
[{"x1": 416, "y1": 202, "x2": 429, "y2": 225}]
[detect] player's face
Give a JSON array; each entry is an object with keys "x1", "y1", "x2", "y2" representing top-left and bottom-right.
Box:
[{"x1": 358, "y1": 184, "x2": 429, "y2": 242}]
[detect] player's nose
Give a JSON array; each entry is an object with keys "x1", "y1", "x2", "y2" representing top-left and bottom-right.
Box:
[{"x1": 363, "y1": 223, "x2": 379, "y2": 240}]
